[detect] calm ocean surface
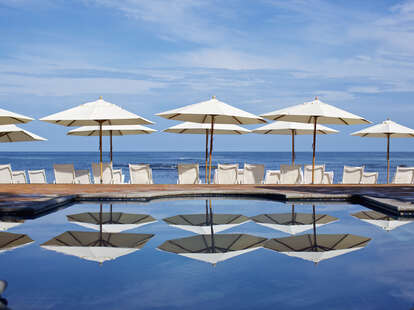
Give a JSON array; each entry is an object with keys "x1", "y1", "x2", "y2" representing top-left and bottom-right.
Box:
[{"x1": 1, "y1": 151, "x2": 414, "y2": 184}]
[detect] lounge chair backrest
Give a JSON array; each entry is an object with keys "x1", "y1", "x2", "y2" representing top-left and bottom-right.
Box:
[
  {"x1": 129, "y1": 164, "x2": 153, "y2": 184},
  {"x1": 177, "y1": 164, "x2": 200, "y2": 184},
  {"x1": 361, "y1": 172, "x2": 378, "y2": 184},
  {"x1": 303, "y1": 164, "x2": 325, "y2": 184},
  {"x1": 280, "y1": 165, "x2": 303, "y2": 184},
  {"x1": 0, "y1": 165, "x2": 12, "y2": 184},
  {"x1": 28, "y1": 169, "x2": 47, "y2": 184},
  {"x1": 75, "y1": 169, "x2": 91, "y2": 184},
  {"x1": 392, "y1": 166, "x2": 414, "y2": 184},
  {"x1": 237, "y1": 169, "x2": 244, "y2": 184},
  {"x1": 243, "y1": 164, "x2": 265, "y2": 184},
  {"x1": 92, "y1": 163, "x2": 113, "y2": 184},
  {"x1": 342, "y1": 166, "x2": 364, "y2": 184},
  {"x1": 12, "y1": 170, "x2": 27, "y2": 184},
  {"x1": 216, "y1": 164, "x2": 238, "y2": 184},
  {"x1": 54, "y1": 164, "x2": 76, "y2": 184},
  {"x1": 112, "y1": 169, "x2": 124, "y2": 184},
  {"x1": 264, "y1": 170, "x2": 280, "y2": 184},
  {"x1": 322, "y1": 171, "x2": 334, "y2": 184}
]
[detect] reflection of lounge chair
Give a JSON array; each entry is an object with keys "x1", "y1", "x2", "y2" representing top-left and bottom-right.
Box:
[
  {"x1": 177, "y1": 164, "x2": 200, "y2": 184},
  {"x1": 214, "y1": 164, "x2": 238, "y2": 184},
  {"x1": 342, "y1": 166, "x2": 363, "y2": 184},
  {"x1": 54, "y1": 164, "x2": 76, "y2": 184},
  {"x1": 243, "y1": 164, "x2": 265, "y2": 184},
  {"x1": 12, "y1": 170, "x2": 27, "y2": 184},
  {"x1": 322, "y1": 171, "x2": 334, "y2": 184},
  {"x1": 28, "y1": 169, "x2": 47, "y2": 184},
  {"x1": 129, "y1": 164, "x2": 153, "y2": 184},
  {"x1": 0, "y1": 165, "x2": 12, "y2": 184},
  {"x1": 280, "y1": 165, "x2": 303, "y2": 184},
  {"x1": 92, "y1": 163, "x2": 113, "y2": 184},
  {"x1": 360, "y1": 172, "x2": 378, "y2": 184},
  {"x1": 75, "y1": 169, "x2": 91, "y2": 184},
  {"x1": 264, "y1": 170, "x2": 280, "y2": 184},
  {"x1": 112, "y1": 169, "x2": 125, "y2": 184},
  {"x1": 392, "y1": 166, "x2": 414, "y2": 184},
  {"x1": 303, "y1": 164, "x2": 324, "y2": 184}
]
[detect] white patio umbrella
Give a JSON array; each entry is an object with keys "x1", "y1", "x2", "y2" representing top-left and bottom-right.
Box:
[
  {"x1": 157, "y1": 96, "x2": 265, "y2": 183},
  {"x1": 67, "y1": 125, "x2": 156, "y2": 165},
  {"x1": 164, "y1": 122, "x2": 250, "y2": 183},
  {"x1": 0, "y1": 125, "x2": 46, "y2": 143},
  {"x1": 40, "y1": 97, "x2": 153, "y2": 183},
  {"x1": 261, "y1": 97, "x2": 370, "y2": 183},
  {"x1": 352, "y1": 210, "x2": 414, "y2": 231},
  {"x1": 0, "y1": 108, "x2": 33, "y2": 125},
  {"x1": 251, "y1": 204, "x2": 338, "y2": 235},
  {"x1": 0, "y1": 232, "x2": 33, "y2": 254},
  {"x1": 253, "y1": 121, "x2": 338, "y2": 165},
  {"x1": 351, "y1": 119, "x2": 414, "y2": 183}
]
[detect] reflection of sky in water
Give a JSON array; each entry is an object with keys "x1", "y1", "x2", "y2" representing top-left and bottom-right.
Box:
[{"x1": 2, "y1": 199, "x2": 414, "y2": 309}]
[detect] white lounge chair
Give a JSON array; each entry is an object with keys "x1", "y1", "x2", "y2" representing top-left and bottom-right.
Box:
[
  {"x1": 54, "y1": 164, "x2": 77, "y2": 184},
  {"x1": 264, "y1": 170, "x2": 280, "y2": 184},
  {"x1": 322, "y1": 171, "x2": 334, "y2": 184},
  {"x1": 303, "y1": 164, "x2": 325, "y2": 184},
  {"x1": 243, "y1": 164, "x2": 265, "y2": 184},
  {"x1": 129, "y1": 164, "x2": 153, "y2": 184},
  {"x1": 392, "y1": 166, "x2": 414, "y2": 184},
  {"x1": 342, "y1": 166, "x2": 364, "y2": 184},
  {"x1": 28, "y1": 169, "x2": 47, "y2": 184},
  {"x1": 280, "y1": 165, "x2": 303, "y2": 184},
  {"x1": 0, "y1": 165, "x2": 12, "y2": 184},
  {"x1": 177, "y1": 164, "x2": 200, "y2": 184},
  {"x1": 361, "y1": 172, "x2": 378, "y2": 184},
  {"x1": 92, "y1": 163, "x2": 113, "y2": 184},
  {"x1": 215, "y1": 164, "x2": 238, "y2": 184},
  {"x1": 237, "y1": 169, "x2": 244, "y2": 184},
  {"x1": 112, "y1": 169, "x2": 125, "y2": 184},
  {"x1": 75, "y1": 169, "x2": 91, "y2": 184},
  {"x1": 12, "y1": 170, "x2": 27, "y2": 184}
]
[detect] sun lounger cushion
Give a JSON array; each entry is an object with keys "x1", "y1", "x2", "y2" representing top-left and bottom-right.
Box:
[
  {"x1": 303, "y1": 164, "x2": 325, "y2": 184},
  {"x1": 392, "y1": 166, "x2": 414, "y2": 184},
  {"x1": 177, "y1": 164, "x2": 200, "y2": 184},
  {"x1": 264, "y1": 170, "x2": 280, "y2": 184},
  {"x1": 0, "y1": 164, "x2": 12, "y2": 184},
  {"x1": 54, "y1": 164, "x2": 76, "y2": 184},
  {"x1": 92, "y1": 163, "x2": 113, "y2": 184},
  {"x1": 75, "y1": 169, "x2": 91, "y2": 184},
  {"x1": 28, "y1": 169, "x2": 47, "y2": 184},
  {"x1": 215, "y1": 164, "x2": 238, "y2": 184},
  {"x1": 280, "y1": 165, "x2": 303, "y2": 184},
  {"x1": 360, "y1": 171, "x2": 378, "y2": 184},
  {"x1": 342, "y1": 166, "x2": 364, "y2": 184},
  {"x1": 129, "y1": 164, "x2": 153, "y2": 184},
  {"x1": 12, "y1": 170, "x2": 27, "y2": 184}
]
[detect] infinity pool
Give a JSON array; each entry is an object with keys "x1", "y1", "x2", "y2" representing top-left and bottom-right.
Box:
[{"x1": 1, "y1": 199, "x2": 414, "y2": 309}]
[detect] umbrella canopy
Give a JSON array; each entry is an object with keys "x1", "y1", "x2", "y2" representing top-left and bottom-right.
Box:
[
  {"x1": 261, "y1": 97, "x2": 370, "y2": 183},
  {"x1": 158, "y1": 233, "x2": 266, "y2": 265},
  {"x1": 67, "y1": 212, "x2": 156, "y2": 233},
  {"x1": 352, "y1": 210, "x2": 414, "y2": 231},
  {"x1": 253, "y1": 121, "x2": 338, "y2": 164},
  {"x1": 163, "y1": 213, "x2": 250, "y2": 234},
  {"x1": 251, "y1": 206, "x2": 338, "y2": 235},
  {"x1": 0, "y1": 232, "x2": 33, "y2": 254},
  {"x1": 41, "y1": 231, "x2": 154, "y2": 264},
  {"x1": 157, "y1": 96, "x2": 265, "y2": 183},
  {"x1": 40, "y1": 97, "x2": 154, "y2": 182},
  {"x1": 0, "y1": 108, "x2": 33, "y2": 125},
  {"x1": 264, "y1": 233, "x2": 371, "y2": 263},
  {"x1": 351, "y1": 119, "x2": 414, "y2": 183},
  {"x1": 0, "y1": 125, "x2": 46, "y2": 143}
]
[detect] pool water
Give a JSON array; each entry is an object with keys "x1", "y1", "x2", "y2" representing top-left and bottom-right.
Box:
[{"x1": 2, "y1": 199, "x2": 414, "y2": 310}]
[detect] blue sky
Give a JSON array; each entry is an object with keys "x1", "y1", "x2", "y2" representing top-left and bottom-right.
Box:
[{"x1": 1, "y1": 0, "x2": 414, "y2": 151}]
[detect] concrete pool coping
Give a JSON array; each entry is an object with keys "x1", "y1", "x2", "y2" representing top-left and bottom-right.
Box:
[{"x1": 0, "y1": 184, "x2": 413, "y2": 217}]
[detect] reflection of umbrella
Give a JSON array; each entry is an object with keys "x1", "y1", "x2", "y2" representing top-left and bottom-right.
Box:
[
  {"x1": 158, "y1": 233, "x2": 266, "y2": 265},
  {"x1": 0, "y1": 219, "x2": 24, "y2": 231},
  {"x1": 0, "y1": 125, "x2": 46, "y2": 143},
  {"x1": 0, "y1": 232, "x2": 33, "y2": 253},
  {"x1": 253, "y1": 121, "x2": 337, "y2": 165},
  {"x1": 351, "y1": 119, "x2": 414, "y2": 183},
  {"x1": 157, "y1": 96, "x2": 265, "y2": 183},
  {"x1": 67, "y1": 125, "x2": 156, "y2": 165},
  {"x1": 40, "y1": 97, "x2": 153, "y2": 183},
  {"x1": 352, "y1": 210, "x2": 414, "y2": 231},
  {"x1": 0, "y1": 108, "x2": 33, "y2": 125},
  {"x1": 261, "y1": 97, "x2": 370, "y2": 183},
  {"x1": 41, "y1": 231, "x2": 154, "y2": 263},
  {"x1": 251, "y1": 205, "x2": 338, "y2": 235},
  {"x1": 164, "y1": 122, "x2": 250, "y2": 183},
  {"x1": 264, "y1": 205, "x2": 370, "y2": 263}
]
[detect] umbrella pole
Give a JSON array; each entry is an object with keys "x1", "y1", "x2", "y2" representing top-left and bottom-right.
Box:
[
  {"x1": 387, "y1": 134, "x2": 390, "y2": 184},
  {"x1": 291, "y1": 130, "x2": 295, "y2": 165},
  {"x1": 312, "y1": 117, "x2": 318, "y2": 184},
  {"x1": 205, "y1": 129, "x2": 209, "y2": 184},
  {"x1": 99, "y1": 121, "x2": 103, "y2": 184},
  {"x1": 208, "y1": 117, "x2": 215, "y2": 184},
  {"x1": 110, "y1": 130, "x2": 113, "y2": 167}
]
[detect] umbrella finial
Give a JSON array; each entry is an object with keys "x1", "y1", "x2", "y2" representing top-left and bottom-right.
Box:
[
  {"x1": 99, "y1": 96, "x2": 103, "y2": 100},
  {"x1": 212, "y1": 95, "x2": 216, "y2": 100}
]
